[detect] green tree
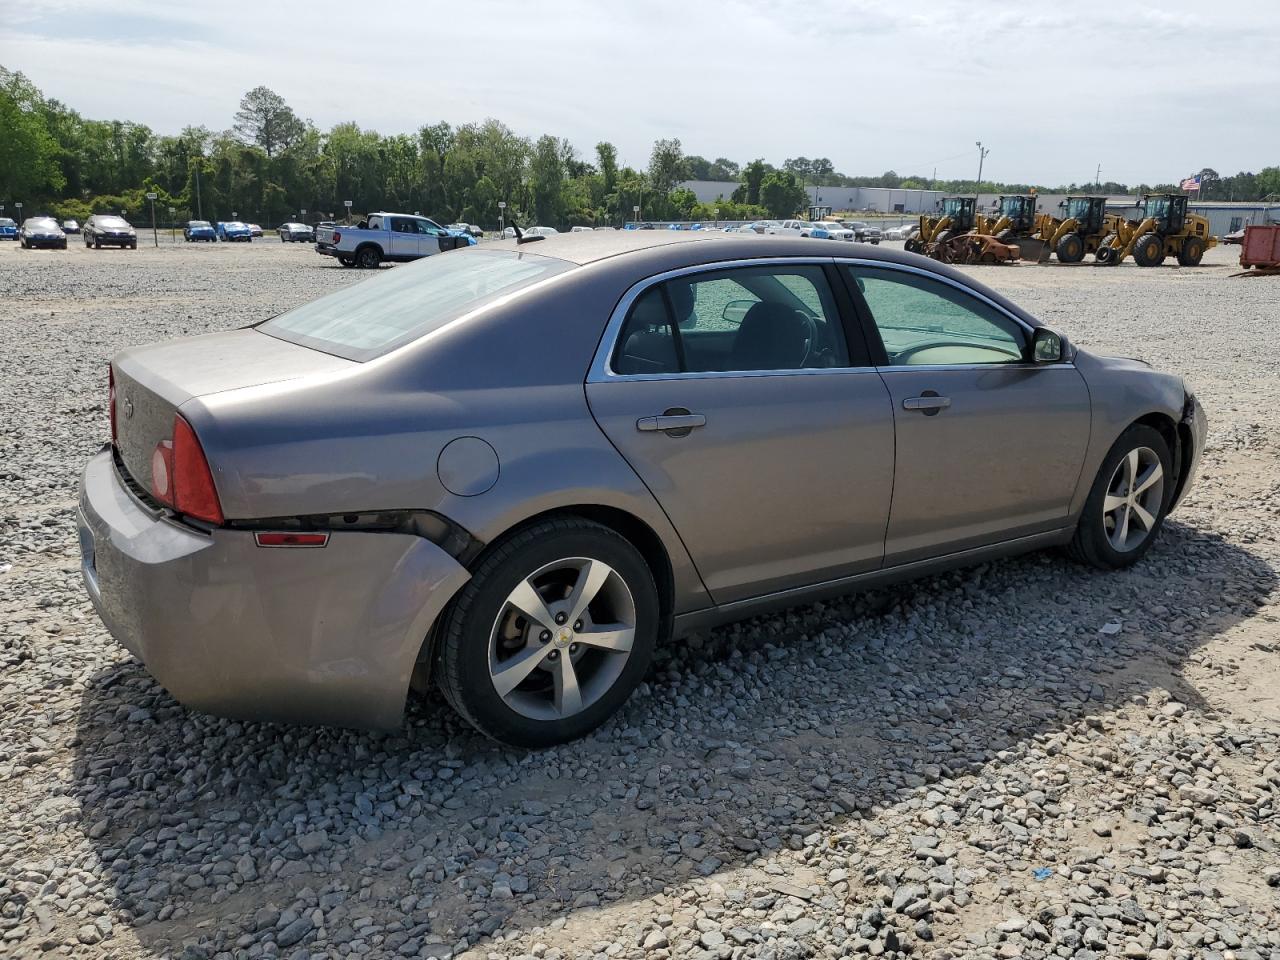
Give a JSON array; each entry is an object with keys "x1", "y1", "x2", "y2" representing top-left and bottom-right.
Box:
[
  {"x1": 733, "y1": 159, "x2": 768, "y2": 205},
  {"x1": 529, "y1": 134, "x2": 566, "y2": 227},
  {"x1": 233, "y1": 86, "x2": 305, "y2": 157},
  {"x1": 648, "y1": 137, "x2": 687, "y2": 195},
  {"x1": 0, "y1": 68, "x2": 65, "y2": 202},
  {"x1": 759, "y1": 170, "x2": 806, "y2": 218}
]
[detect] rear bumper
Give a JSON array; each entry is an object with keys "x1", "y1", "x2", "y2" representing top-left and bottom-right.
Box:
[{"x1": 77, "y1": 447, "x2": 471, "y2": 730}]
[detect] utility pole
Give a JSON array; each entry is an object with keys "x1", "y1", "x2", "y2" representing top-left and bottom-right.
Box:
[
  {"x1": 194, "y1": 163, "x2": 203, "y2": 220},
  {"x1": 1095, "y1": 164, "x2": 1101, "y2": 190},
  {"x1": 146, "y1": 192, "x2": 158, "y2": 247},
  {"x1": 975, "y1": 141, "x2": 990, "y2": 195}
]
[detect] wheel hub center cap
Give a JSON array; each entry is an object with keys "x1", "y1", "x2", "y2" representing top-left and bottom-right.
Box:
[{"x1": 555, "y1": 628, "x2": 572, "y2": 648}]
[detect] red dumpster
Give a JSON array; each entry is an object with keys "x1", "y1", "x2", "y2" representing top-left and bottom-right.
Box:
[{"x1": 1241, "y1": 224, "x2": 1280, "y2": 269}]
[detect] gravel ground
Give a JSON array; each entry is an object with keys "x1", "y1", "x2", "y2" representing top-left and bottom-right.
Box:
[{"x1": 2, "y1": 238, "x2": 1278, "y2": 960}]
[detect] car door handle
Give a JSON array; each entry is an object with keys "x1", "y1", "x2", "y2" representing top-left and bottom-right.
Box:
[
  {"x1": 903, "y1": 395, "x2": 951, "y2": 412},
  {"x1": 637, "y1": 413, "x2": 706, "y2": 434}
]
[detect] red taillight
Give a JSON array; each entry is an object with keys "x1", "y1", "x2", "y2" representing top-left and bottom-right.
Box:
[
  {"x1": 108, "y1": 365, "x2": 117, "y2": 443},
  {"x1": 254, "y1": 532, "x2": 329, "y2": 548},
  {"x1": 150, "y1": 414, "x2": 224, "y2": 524},
  {"x1": 331, "y1": 230, "x2": 341, "y2": 243}
]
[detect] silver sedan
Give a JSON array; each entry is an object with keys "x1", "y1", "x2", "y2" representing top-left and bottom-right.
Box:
[{"x1": 78, "y1": 232, "x2": 1205, "y2": 746}]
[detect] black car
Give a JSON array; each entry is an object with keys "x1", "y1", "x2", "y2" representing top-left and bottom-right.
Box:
[
  {"x1": 84, "y1": 214, "x2": 137, "y2": 249},
  {"x1": 19, "y1": 216, "x2": 67, "y2": 250}
]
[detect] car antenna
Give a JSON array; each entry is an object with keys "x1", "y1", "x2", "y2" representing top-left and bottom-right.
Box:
[{"x1": 513, "y1": 222, "x2": 544, "y2": 244}]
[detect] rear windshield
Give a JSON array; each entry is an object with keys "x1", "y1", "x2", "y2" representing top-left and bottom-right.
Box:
[{"x1": 258, "y1": 249, "x2": 572, "y2": 361}]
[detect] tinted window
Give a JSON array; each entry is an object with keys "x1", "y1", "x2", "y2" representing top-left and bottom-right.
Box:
[
  {"x1": 613, "y1": 288, "x2": 679, "y2": 375},
  {"x1": 259, "y1": 249, "x2": 572, "y2": 361},
  {"x1": 97, "y1": 217, "x2": 128, "y2": 228},
  {"x1": 612, "y1": 265, "x2": 852, "y2": 375},
  {"x1": 390, "y1": 217, "x2": 416, "y2": 233},
  {"x1": 846, "y1": 266, "x2": 1026, "y2": 365}
]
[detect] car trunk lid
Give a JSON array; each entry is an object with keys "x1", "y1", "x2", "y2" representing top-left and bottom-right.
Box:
[{"x1": 112, "y1": 328, "x2": 355, "y2": 495}]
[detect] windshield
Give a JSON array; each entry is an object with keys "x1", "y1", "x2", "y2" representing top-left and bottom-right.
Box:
[
  {"x1": 1065, "y1": 199, "x2": 1093, "y2": 219},
  {"x1": 1144, "y1": 197, "x2": 1170, "y2": 220},
  {"x1": 942, "y1": 199, "x2": 967, "y2": 217},
  {"x1": 190, "y1": 220, "x2": 211, "y2": 228},
  {"x1": 226, "y1": 221, "x2": 247, "y2": 229},
  {"x1": 0, "y1": 219, "x2": 13, "y2": 227},
  {"x1": 259, "y1": 249, "x2": 573, "y2": 362},
  {"x1": 98, "y1": 217, "x2": 128, "y2": 228},
  {"x1": 29, "y1": 218, "x2": 58, "y2": 229}
]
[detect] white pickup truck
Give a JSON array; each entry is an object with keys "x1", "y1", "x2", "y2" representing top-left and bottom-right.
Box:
[{"x1": 315, "y1": 212, "x2": 476, "y2": 268}]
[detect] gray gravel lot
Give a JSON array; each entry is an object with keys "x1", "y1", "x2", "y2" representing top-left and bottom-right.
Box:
[{"x1": 1, "y1": 239, "x2": 1278, "y2": 960}]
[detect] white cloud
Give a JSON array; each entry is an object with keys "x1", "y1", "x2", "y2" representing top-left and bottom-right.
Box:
[{"x1": 2, "y1": 0, "x2": 1277, "y2": 183}]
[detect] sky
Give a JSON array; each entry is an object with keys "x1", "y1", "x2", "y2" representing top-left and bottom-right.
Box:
[{"x1": 2, "y1": 0, "x2": 1278, "y2": 186}]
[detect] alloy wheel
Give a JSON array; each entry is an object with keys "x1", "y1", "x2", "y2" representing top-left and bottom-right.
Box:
[
  {"x1": 1103, "y1": 446, "x2": 1165, "y2": 552},
  {"x1": 488, "y1": 557, "x2": 636, "y2": 721}
]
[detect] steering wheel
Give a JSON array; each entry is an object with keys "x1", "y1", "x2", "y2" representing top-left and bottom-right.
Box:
[{"x1": 793, "y1": 310, "x2": 818, "y2": 367}]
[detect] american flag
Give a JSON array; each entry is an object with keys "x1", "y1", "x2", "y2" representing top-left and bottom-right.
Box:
[{"x1": 1180, "y1": 175, "x2": 1201, "y2": 192}]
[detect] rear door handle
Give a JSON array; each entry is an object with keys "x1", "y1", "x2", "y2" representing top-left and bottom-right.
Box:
[
  {"x1": 637, "y1": 412, "x2": 706, "y2": 435},
  {"x1": 902, "y1": 395, "x2": 951, "y2": 412}
]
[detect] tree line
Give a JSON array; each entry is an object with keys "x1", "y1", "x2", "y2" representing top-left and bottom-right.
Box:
[{"x1": 3, "y1": 68, "x2": 1278, "y2": 230}]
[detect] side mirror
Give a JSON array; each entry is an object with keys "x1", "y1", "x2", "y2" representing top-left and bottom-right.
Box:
[
  {"x1": 721, "y1": 299, "x2": 755, "y2": 325},
  {"x1": 1030, "y1": 327, "x2": 1067, "y2": 363}
]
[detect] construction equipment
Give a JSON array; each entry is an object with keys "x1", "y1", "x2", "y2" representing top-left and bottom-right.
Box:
[
  {"x1": 1095, "y1": 194, "x2": 1216, "y2": 267},
  {"x1": 973, "y1": 195, "x2": 1051, "y2": 261},
  {"x1": 1033, "y1": 196, "x2": 1114, "y2": 263},
  {"x1": 929, "y1": 232, "x2": 1021, "y2": 265},
  {"x1": 905, "y1": 197, "x2": 976, "y2": 253}
]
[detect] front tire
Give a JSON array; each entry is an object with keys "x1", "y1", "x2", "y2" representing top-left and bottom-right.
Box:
[
  {"x1": 1068, "y1": 424, "x2": 1173, "y2": 570},
  {"x1": 436, "y1": 518, "x2": 659, "y2": 747},
  {"x1": 356, "y1": 245, "x2": 382, "y2": 269},
  {"x1": 1056, "y1": 232, "x2": 1085, "y2": 263},
  {"x1": 1133, "y1": 232, "x2": 1165, "y2": 267}
]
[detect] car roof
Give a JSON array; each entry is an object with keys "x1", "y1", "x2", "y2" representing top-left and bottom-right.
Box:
[{"x1": 481, "y1": 231, "x2": 1043, "y2": 328}]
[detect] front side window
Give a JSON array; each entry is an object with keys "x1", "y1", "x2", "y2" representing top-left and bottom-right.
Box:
[
  {"x1": 259, "y1": 249, "x2": 572, "y2": 361},
  {"x1": 390, "y1": 217, "x2": 417, "y2": 233},
  {"x1": 846, "y1": 266, "x2": 1027, "y2": 366},
  {"x1": 612, "y1": 264, "x2": 852, "y2": 375}
]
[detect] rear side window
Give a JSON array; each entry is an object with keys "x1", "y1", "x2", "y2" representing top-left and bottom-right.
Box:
[
  {"x1": 259, "y1": 250, "x2": 572, "y2": 361},
  {"x1": 612, "y1": 264, "x2": 854, "y2": 375}
]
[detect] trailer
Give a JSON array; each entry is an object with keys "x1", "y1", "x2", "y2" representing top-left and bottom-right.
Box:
[{"x1": 1239, "y1": 224, "x2": 1280, "y2": 272}]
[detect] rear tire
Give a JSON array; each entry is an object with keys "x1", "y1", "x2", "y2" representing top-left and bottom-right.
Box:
[
  {"x1": 356, "y1": 245, "x2": 382, "y2": 269},
  {"x1": 1177, "y1": 236, "x2": 1205, "y2": 266},
  {"x1": 1056, "y1": 232, "x2": 1085, "y2": 263},
  {"x1": 1067, "y1": 424, "x2": 1173, "y2": 570},
  {"x1": 934, "y1": 229, "x2": 954, "y2": 245},
  {"x1": 904, "y1": 237, "x2": 923, "y2": 254},
  {"x1": 1132, "y1": 232, "x2": 1165, "y2": 267},
  {"x1": 436, "y1": 517, "x2": 659, "y2": 748}
]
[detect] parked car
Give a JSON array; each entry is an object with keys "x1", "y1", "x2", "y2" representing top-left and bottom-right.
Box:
[
  {"x1": 62, "y1": 219, "x2": 81, "y2": 235},
  {"x1": 844, "y1": 221, "x2": 883, "y2": 244},
  {"x1": 79, "y1": 232, "x2": 1205, "y2": 747},
  {"x1": 184, "y1": 220, "x2": 217, "y2": 242},
  {"x1": 84, "y1": 214, "x2": 137, "y2": 248},
  {"x1": 570, "y1": 226, "x2": 594, "y2": 233},
  {"x1": 277, "y1": 222, "x2": 314, "y2": 243},
  {"x1": 883, "y1": 222, "x2": 920, "y2": 241},
  {"x1": 248, "y1": 223, "x2": 263, "y2": 238},
  {"x1": 815, "y1": 221, "x2": 855, "y2": 241},
  {"x1": 446, "y1": 223, "x2": 485, "y2": 237},
  {"x1": 1222, "y1": 227, "x2": 1246, "y2": 245},
  {"x1": 526, "y1": 226, "x2": 560, "y2": 236},
  {"x1": 19, "y1": 216, "x2": 67, "y2": 249},
  {"x1": 314, "y1": 212, "x2": 476, "y2": 268},
  {"x1": 0, "y1": 218, "x2": 17, "y2": 240},
  {"x1": 216, "y1": 221, "x2": 253, "y2": 242}
]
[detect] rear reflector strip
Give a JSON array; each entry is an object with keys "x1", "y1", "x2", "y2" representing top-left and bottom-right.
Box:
[{"x1": 254, "y1": 532, "x2": 330, "y2": 548}]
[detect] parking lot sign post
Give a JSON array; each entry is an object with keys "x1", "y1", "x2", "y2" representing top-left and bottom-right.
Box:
[
  {"x1": 632, "y1": 204, "x2": 639, "y2": 227},
  {"x1": 146, "y1": 192, "x2": 158, "y2": 247},
  {"x1": 14, "y1": 202, "x2": 22, "y2": 225},
  {"x1": 344, "y1": 200, "x2": 353, "y2": 225},
  {"x1": 168, "y1": 205, "x2": 175, "y2": 242},
  {"x1": 498, "y1": 200, "x2": 506, "y2": 237}
]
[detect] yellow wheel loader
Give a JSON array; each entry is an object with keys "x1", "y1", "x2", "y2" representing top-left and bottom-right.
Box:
[
  {"x1": 979, "y1": 195, "x2": 1050, "y2": 261},
  {"x1": 905, "y1": 197, "x2": 976, "y2": 254},
  {"x1": 1095, "y1": 194, "x2": 1216, "y2": 267},
  {"x1": 1034, "y1": 196, "x2": 1114, "y2": 263}
]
